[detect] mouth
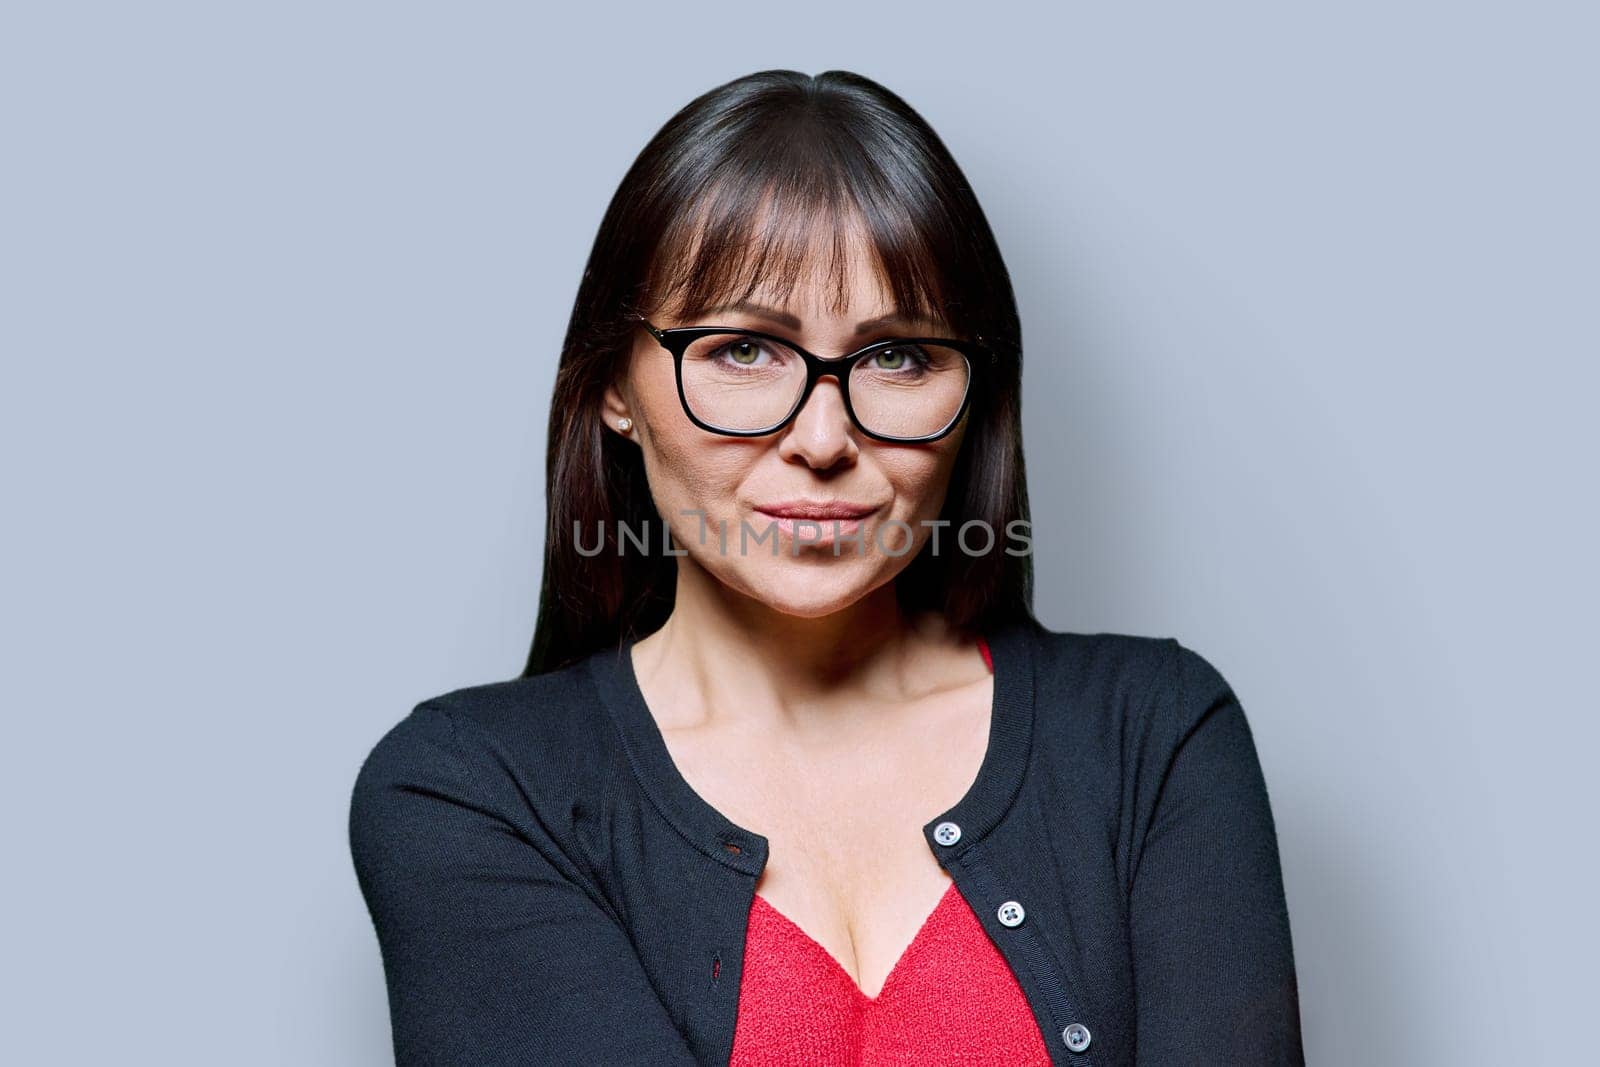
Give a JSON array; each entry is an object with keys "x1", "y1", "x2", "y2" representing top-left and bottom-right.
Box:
[
  {"x1": 755, "y1": 500, "x2": 878, "y2": 520},
  {"x1": 752, "y1": 501, "x2": 880, "y2": 544}
]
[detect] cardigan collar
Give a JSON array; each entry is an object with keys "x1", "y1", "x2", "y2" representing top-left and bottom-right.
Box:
[{"x1": 585, "y1": 615, "x2": 1040, "y2": 877}]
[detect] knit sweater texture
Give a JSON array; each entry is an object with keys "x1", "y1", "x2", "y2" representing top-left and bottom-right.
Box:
[{"x1": 349, "y1": 614, "x2": 1305, "y2": 1065}]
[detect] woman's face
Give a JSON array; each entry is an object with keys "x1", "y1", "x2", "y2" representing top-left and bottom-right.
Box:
[{"x1": 603, "y1": 235, "x2": 969, "y2": 620}]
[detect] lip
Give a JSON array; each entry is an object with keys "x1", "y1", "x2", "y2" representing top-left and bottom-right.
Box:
[
  {"x1": 752, "y1": 500, "x2": 880, "y2": 546},
  {"x1": 754, "y1": 500, "x2": 879, "y2": 520}
]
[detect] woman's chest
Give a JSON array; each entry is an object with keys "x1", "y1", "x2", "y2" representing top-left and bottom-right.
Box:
[
  {"x1": 729, "y1": 876, "x2": 1055, "y2": 1066},
  {"x1": 658, "y1": 695, "x2": 992, "y2": 1000}
]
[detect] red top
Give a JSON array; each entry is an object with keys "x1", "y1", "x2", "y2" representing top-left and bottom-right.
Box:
[{"x1": 729, "y1": 635, "x2": 1051, "y2": 1066}]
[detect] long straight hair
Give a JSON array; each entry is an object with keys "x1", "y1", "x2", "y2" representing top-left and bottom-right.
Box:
[{"x1": 523, "y1": 70, "x2": 1034, "y2": 676}]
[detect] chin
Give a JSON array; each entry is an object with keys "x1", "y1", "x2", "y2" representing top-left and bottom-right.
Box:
[{"x1": 738, "y1": 564, "x2": 884, "y2": 618}]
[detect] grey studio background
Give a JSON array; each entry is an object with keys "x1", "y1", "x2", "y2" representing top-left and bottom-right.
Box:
[{"x1": 4, "y1": 2, "x2": 1594, "y2": 1064}]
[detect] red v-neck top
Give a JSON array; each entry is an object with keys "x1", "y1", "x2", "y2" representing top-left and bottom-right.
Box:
[{"x1": 728, "y1": 635, "x2": 1052, "y2": 1066}]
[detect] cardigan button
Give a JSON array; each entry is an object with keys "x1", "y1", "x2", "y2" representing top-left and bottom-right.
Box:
[
  {"x1": 996, "y1": 900, "x2": 1026, "y2": 927},
  {"x1": 933, "y1": 821, "x2": 962, "y2": 846},
  {"x1": 1062, "y1": 1022, "x2": 1092, "y2": 1052}
]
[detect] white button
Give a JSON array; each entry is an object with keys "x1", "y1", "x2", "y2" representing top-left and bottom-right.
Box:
[
  {"x1": 996, "y1": 900, "x2": 1026, "y2": 927},
  {"x1": 1062, "y1": 1022, "x2": 1091, "y2": 1052},
  {"x1": 933, "y1": 821, "x2": 962, "y2": 846}
]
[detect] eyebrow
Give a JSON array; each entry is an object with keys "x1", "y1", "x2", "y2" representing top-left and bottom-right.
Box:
[{"x1": 698, "y1": 300, "x2": 943, "y2": 337}]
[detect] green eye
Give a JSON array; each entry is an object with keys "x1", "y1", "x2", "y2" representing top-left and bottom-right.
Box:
[{"x1": 867, "y1": 345, "x2": 930, "y2": 372}]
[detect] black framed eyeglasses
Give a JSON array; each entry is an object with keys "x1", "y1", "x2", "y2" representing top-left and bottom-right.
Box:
[{"x1": 636, "y1": 317, "x2": 987, "y2": 443}]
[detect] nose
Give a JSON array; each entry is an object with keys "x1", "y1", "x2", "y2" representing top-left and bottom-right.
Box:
[{"x1": 776, "y1": 374, "x2": 857, "y2": 467}]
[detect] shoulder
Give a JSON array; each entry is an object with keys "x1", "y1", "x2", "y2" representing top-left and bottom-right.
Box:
[
  {"x1": 1025, "y1": 625, "x2": 1270, "y2": 857},
  {"x1": 368, "y1": 655, "x2": 617, "y2": 769},
  {"x1": 1028, "y1": 622, "x2": 1245, "y2": 748},
  {"x1": 348, "y1": 656, "x2": 624, "y2": 850}
]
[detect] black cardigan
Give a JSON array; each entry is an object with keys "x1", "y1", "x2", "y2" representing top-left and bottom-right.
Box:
[{"x1": 349, "y1": 614, "x2": 1304, "y2": 1065}]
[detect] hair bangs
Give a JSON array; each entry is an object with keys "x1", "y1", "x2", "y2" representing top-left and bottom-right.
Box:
[{"x1": 641, "y1": 158, "x2": 956, "y2": 334}]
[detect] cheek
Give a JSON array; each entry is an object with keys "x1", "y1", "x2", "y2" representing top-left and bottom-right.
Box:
[
  {"x1": 883, "y1": 444, "x2": 962, "y2": 522},
  {"x1": 632, "y1": 364, "x2": 729, "y2": 506},
  {"x1": 640, "y1": 429, "x2": 750, "y2": 532}
]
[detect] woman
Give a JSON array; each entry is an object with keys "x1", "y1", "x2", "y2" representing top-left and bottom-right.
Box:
[{"x1": 350, "y1": 69, "x2": 1303, "y2": 1066}]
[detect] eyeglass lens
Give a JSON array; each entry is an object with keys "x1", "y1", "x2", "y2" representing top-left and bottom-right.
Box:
[{"x1": 678, "y1": 332, "x2": 969, "y2": 438}]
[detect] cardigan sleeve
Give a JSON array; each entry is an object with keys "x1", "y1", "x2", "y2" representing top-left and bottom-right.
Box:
[
  {"x1": 348, "y1": 702, "x2": 700, "y2": 1067},
  {"x1": 1128, "y1": 643, "x2": 1305, "y2": 1065}
]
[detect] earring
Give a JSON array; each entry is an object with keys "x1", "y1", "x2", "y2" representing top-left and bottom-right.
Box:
[{"x1": 617, "y1": 417, "x2": 633, "y2": 432}]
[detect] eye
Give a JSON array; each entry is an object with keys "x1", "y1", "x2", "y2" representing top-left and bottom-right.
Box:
[
  {"x1": 864, "y1": 344, "x2": 931, "y2": 372},
  {"x1": 723, "y1": 338, "x2": 767, "y2": 366}
]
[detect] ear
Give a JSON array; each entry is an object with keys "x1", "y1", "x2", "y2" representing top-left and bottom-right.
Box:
[{"x1": 601, "y1": 381, "x2": 635, "y2": 440}]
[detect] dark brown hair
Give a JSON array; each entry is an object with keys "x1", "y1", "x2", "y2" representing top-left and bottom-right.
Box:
[{"x1": 522, "y1": 69, "x2": 1034, "y2": 676}]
